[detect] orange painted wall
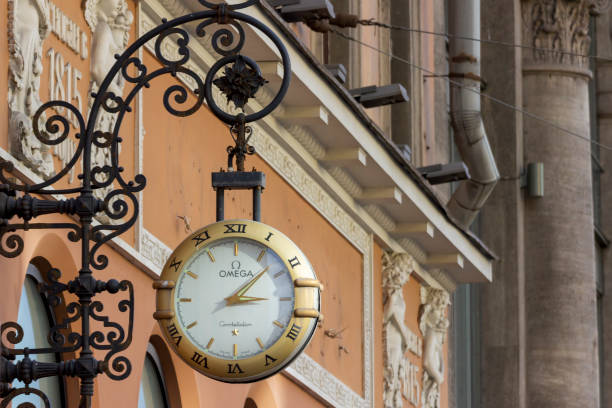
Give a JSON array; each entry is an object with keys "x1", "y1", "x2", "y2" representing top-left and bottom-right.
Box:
[
  {"x1": 0, "y1": 13, "x2": 368, "y2": 407},
  {"x1": 0, "y1": 1, "x2": 450, "y2": 407},
  {"x1": 141, "y1": 49, "x2": 365, "y2": 397}
]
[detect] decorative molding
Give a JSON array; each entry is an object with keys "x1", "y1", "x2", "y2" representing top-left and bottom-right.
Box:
[
  {"x1": 140, "y1": 229, "x2": 172, "y2": 274},
  {"x1": 419, "y1": 287, "x2": 451, "y2": 408},
  {"x1": 398, "y1": 237, "x2": 428, "y2": 264},
  {"x1": 521, "y1": 0, "x2": 593, "y2": 69},
  {"x1": 364, "y1": 204, "x2": 397, "y2": 232},
  {"x1": 283, "y1": 124, "x2": 327, "y2": 160},
  {"x1": 427, "y1": 268, "x2": 458, "y2": 293},
  {"x1": 328, "y1": 166, "x2": 364, "y2": 197},
  {"x1": 8, "y1": 0, "x2": 55, "y2": 179},
  {"x1": 363, "y1": 235, "x2": 374, "y2": 404},
  {"x1": 284, "y1": 354, "x2": 369, "y2": 408}
]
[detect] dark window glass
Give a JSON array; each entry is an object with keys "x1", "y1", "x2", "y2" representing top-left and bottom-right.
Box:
[
  {"x1": 453, "y1": 283, "x2": 481, "y2": 408},
  {"x1": 244, "y1": 397, "x2": 258, "y2": 408},
  {"x1": 138, "y1": 346, "x2": 170, "y2": 408},
  {"x1": 13, "y1": 265, "x2": 65, "y2": 407}
]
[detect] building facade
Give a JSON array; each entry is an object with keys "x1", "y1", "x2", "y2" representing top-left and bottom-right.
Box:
[
  {"x1": 0, "y1": 0, "x2": 506, "y2": 407},
  {"x1": 479, "y1": 1, "x2": 611, "y2": 408}
]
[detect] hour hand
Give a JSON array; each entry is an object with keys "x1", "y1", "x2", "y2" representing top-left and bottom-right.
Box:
[
  {"x1": 232, "y1": 296, "x2": 269, "y2": 305},
  {"x1": 225, "y1": 266, "x2": 269, "y2": 306}
]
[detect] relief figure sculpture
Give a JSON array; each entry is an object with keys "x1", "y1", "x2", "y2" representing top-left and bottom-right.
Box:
[
  {"x1": 382, "y1": 251, "x2": 416, "y2": 408},
  {"x1": 8, "y1": 0, "x2": 55, "y2": 178},
  {"x1": 419, "y1": 287, "x2": 450, "y2": 408}
]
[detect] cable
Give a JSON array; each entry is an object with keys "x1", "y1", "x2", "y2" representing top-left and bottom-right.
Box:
[
  {"x1": 330, "y1": 28, "x2": 612, "y2": 152},
  {"x1": 325, "y1": 15, "x2": 612, "y2": 62}
]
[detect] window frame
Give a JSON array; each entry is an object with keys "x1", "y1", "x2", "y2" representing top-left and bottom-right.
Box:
[
  {"x1": 139, "y1": 342, "x2": 171, "y2": 408},
  {"x1": 18, "y1": 263, "x2": 68, "y2": 407}
]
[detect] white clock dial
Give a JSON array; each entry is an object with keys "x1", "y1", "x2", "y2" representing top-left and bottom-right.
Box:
[
  {"x1": 174, "y1": 238, "x2": 295, "y2": 360},
  {"x1": 155, "y1": 220, "x2": 321, "y2": 383}
]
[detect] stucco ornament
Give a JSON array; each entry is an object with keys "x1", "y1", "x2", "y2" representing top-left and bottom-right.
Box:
[
  {"x1": 84, "y1": 0, "x2": 134, "y2": 218},
  {"x1": 382, "y1": 251, "x2": 416, "y2": 408},
  {"x1": 521, "y1": 0, "x2": 608, "y2": 67},
  {"x1": 8, "y1": 0, "x2": 55, "y2": 179},
  {"x1": 419, "y1": 287, "x2": 450, "y2": 408}
]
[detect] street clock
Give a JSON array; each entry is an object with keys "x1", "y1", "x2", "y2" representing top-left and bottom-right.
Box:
[{"x1": 154, "y1": 219, "x2": 322, "y2": 383}]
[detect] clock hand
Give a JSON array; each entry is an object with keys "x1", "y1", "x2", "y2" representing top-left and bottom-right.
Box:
[
  {"x1": 234, "y1": 296, "x2": 269, "y2": 304},
  {"x1": 225, "y1": 266, "x2": 269, "y2": 306}
]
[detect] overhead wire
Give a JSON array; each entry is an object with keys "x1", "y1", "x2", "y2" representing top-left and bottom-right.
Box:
[
  {"x1": 355, "y1": 18, "x2": 612, "y2": 63},
  {"x1": 329, "y1": 28, "x2": 612, "y2": 152}
]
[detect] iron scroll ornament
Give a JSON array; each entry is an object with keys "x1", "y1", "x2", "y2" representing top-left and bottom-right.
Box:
[{"x1": 0, "y1": 0, "x2": 291, "y2": 406}]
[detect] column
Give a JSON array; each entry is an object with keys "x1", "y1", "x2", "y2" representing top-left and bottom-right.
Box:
[{"x1": 521, "y1": 1, "x2": 600, "y2": 407}]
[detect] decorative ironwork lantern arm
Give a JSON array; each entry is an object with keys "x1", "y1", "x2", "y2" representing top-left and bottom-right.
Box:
[{"x1": 0, "y1": 0, "x2": 291, "y2": 406}]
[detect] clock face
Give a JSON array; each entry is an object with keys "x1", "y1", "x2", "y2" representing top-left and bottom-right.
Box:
[
  {"x1": 155, "y1": 220, "x2": 321, "y2": 383},
  {"x1": 176, "y1": 238, "x2": 295, "y2": 360}
]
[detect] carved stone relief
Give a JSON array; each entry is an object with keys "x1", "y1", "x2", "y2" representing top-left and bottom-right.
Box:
[
  {"x1": 419, "y1": 287, "x2": 450, "y2": 408},
  {"x1": 382, "y1": 251, "x2": 416, "y2": 408},
  {"x1": 84, "y1": 0, "x2": 134, "y2": 217},
  {"x1": 521, "y1": 0, "x2": 609, "y2": 68},
  {"x1": 8, "y1": 0, "x2": 55, "y2": 178}
]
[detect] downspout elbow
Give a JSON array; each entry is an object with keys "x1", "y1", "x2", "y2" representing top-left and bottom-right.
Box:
[
  {"x1": 447, "y1": 0, "x2": 499, "y2": 229},
  {"x1": 447, "y1": 108, "x2": 499, "y2": 228}
]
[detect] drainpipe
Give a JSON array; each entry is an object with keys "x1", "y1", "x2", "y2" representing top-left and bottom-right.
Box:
[{"x1": 447, "y1": 0, "x2": 499, "y2": 229}]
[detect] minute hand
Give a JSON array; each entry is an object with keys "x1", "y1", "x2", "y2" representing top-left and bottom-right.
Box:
[{"x1": 225, "y1": 266, "x2": 269, "y2": 306}]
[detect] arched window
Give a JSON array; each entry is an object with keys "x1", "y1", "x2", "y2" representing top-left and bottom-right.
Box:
[
  {"x1": 244, "y1": 397, "x2": 258, "y2": 408},
  {"x1": 12, "y1": 263, "x2": 65, "y2": 407},
  {"x1": 138, "y1": 343, "x2": 169, "y2": 408}
]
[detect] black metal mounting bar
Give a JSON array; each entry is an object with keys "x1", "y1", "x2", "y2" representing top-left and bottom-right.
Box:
[{"x1": 212, "y1": 171, "x2": 266, "y2": 222}]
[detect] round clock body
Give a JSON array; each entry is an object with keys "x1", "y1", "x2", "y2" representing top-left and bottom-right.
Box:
[{"x1": 154, "y1": 219, "x2": 321, "y2": 383}]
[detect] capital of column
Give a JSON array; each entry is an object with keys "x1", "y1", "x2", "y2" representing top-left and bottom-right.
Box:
[{"x1": 521, "y1": 0, "x2": 610, "y2": 76}]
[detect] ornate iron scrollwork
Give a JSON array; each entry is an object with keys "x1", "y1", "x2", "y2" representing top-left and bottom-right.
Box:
[{"x1": 0, "y1": 0, "x2": 291, "y2": 405}]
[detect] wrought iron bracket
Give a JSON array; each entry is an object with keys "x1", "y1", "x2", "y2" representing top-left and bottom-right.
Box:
[
  {"x1": 0, "y1": 0, "x2": 290, "y2": 405},
  {"x1": 212, "y1": 170, "x2": 266, "y2": 222},
  {"x1": 0, "y1": 192, "x2": 106, "y2": 221}
]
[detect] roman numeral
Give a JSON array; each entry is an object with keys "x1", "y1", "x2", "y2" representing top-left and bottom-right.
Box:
[
  {"x1": 265, "y1": 354, "x2": 277, "y2": 366},
  {"x1": 170, "y1": 258, "x2": 181, "y2": 272},
  {"x1": 288, "y1": 256, "x2": 301, "y2": 268},
  {"x1": 265, "y1": 232, "x2": 273, "y2": 241},
  {"x1": 167, "y1": 323, "x2": 182, "y2": 346},
  {"x1": 227, "y1": 363, "x2": 244, "y2": 374},
  {"x1": 192, "y1": 231, "x2": 210, "y2": 246},
  {"x1": 224, "y1": 223, "x2": 247, "y2": 233},
  {"x1": 191, "y1": 351, "x2": 208, "y2": 368},
  {"x1": 286, "y1": 323, "x2": 302, "y2": 341}
]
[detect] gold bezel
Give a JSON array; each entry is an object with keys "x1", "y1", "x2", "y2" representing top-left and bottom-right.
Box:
[{"x1": 154, "y1": 219, "x2": 321, "y2": 383}]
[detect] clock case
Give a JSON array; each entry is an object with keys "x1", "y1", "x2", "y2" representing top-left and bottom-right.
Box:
[{"x1": 154, "y1": 219, "x2": 322, "y2": 383}]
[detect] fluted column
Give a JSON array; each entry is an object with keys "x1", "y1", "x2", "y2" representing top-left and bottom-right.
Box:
[{"x1": 521, "y1": 1, "x2": 604, "y2": 407}]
